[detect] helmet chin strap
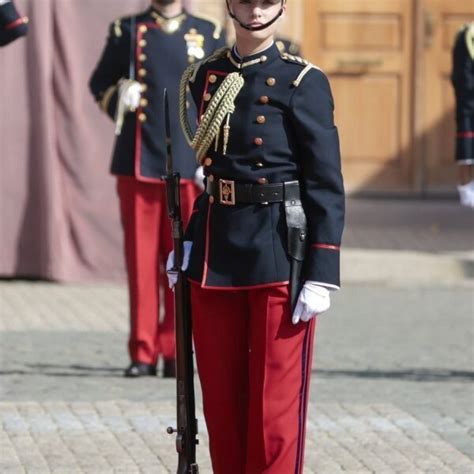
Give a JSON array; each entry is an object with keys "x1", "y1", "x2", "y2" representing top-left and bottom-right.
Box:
[{"x1": 226, "y1": 0, "x2": 284, "y2": 32}]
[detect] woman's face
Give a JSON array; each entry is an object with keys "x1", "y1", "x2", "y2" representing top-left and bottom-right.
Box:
[{"x1": 229, "y1": 0, "x2": 285, "y2": 41}]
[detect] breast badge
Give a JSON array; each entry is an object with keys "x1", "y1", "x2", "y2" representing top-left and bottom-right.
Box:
[{"x1": 185, "y1": 28, "x2": 205, "y2": 62}]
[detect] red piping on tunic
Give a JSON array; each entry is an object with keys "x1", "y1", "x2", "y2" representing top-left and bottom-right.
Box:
[
  {"x1": 198, "y1": 70, "x2": 228, "y2": 119},
  {"x1": 311, "y1": 243, "x2": 340, "y2": 251},
  {"x1": 457, "y1": 131, "x2": 474, "y2": 138},
  {"x1": 5, "y1": 17, "x2": 27, "y2": 30}
]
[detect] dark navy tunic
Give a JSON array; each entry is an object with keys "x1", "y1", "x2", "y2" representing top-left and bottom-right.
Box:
[
  {"x1": 89, "y1": 7, "x2": 226, "y2": 181},
  {"x1": 451, "y1": 23, "x2": 474, "y2": 164},
  {"x1": 0, "y1": 1, "x2": 28, "y2": 47},
  {"x1": 184, "y1": 43, "x2": 345, "y2": 289}
]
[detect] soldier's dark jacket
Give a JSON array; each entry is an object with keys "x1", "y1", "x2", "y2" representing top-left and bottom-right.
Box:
[
  {"x1": 451, "y1": 22, "x2": 474, "y2": 163},
  {"x1": 89, "y1": 7, "x2": 226, "y2": 181},
  {"x1": 0, "y1": 1, "x2": 28, "y2": 47},
  {"x1": 184, "y1": 43, "x2": 345, "y2": 289}
]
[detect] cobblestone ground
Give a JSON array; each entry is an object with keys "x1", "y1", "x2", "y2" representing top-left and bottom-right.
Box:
[{"x1": 0, "y1": 281, "x2": 473, "y2": 473}]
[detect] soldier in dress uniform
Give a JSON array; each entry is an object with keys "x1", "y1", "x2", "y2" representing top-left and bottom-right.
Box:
[
  {"x1": 89, "y1": 0, "x2": 226, "y2": 378},
  {"x1": 167, "y1": 0, "x2": 344, "y2": 471},
  {"x1": 451, "y1": 22, "x2": 474, "y2": 208},
  {"x1": 0, "y1": 0, "x2": 28, "y2": 47}
]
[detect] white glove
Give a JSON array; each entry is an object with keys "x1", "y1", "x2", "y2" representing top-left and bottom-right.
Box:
[
  {"x1": 194, "y1": 166, "x2": 205, "y2": 191},
  {"x1": 457, "y1": 180, "x2": 474, "y2": 208},
  {"x1": 115, "y1": 79, "x2": 142, "y2": 135},
  {"x1": 0, "y1": 1, "x2": 12, "y2": 5},
  {"x1": 166, "y1": 241, "x2": 193, "y2": 289},
  {"x1": 119, "y1": 79, "x2": 142, "y2": 112},
  {"x1": 292, "y1": 282, "x2": 331, "y2": 325}
]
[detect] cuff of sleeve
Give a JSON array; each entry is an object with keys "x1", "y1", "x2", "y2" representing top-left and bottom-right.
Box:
[
  {"x1": 5, "y1": 16, "x2": 28, "y2": 30},
  {"x1": 309, "y1": 281, "x2": 340, "y2": 291},
  {"x1": 305, "y1": 245, "x2": 341, "y2": 287}
]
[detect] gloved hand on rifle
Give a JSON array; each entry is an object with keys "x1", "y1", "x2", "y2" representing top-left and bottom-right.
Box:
[
  {"x1": 166, "y1": 241, "x2": 193, "y2": 289},
  {"x1": 292, "y1": 282, "x2": 331, "y2": 324}
]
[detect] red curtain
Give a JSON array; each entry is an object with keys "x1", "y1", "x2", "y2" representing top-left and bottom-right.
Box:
[{"x1": 0, "y1": 0, "x2": 176, "y2": 282}]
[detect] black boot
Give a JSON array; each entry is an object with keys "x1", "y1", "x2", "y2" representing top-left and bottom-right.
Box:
[
  {"x1": 124, "y1": 362, "x2": 157, "y2": 378},
  {"x1": 163, "y1": 359, "x2": 176, "y2": 378}
]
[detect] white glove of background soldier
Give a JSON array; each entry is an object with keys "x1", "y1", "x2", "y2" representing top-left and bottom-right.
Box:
[
  {"x1": 166, "y1": 241, "x2": 193, "y2": 289},
  {"x1": 115, "y1": 79, "x2": 142, "y2": 135},
  {"x1": 119, "y1": 79, "x2": 142, "y2": 112},
  {"x1": 292, "y1": 281, "x2": 331, "y2": 324}
]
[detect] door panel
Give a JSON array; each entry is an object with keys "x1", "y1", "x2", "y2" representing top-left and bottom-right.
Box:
[
  {"x1": 330, "y1": 75, "x2": 401, "y2": 162},
  {"x1": 303, "y1": 0, "x2": 415, "y2": 193}
]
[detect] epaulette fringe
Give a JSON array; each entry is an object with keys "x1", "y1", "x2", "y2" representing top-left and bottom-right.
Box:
[
  {"x1": 112, "y1": 12, "x2": 142, "y2": 37},
  {"x1": 281, "y1": 53, "x2": 323, "y2": 87},
  {"x1": 281, "y1": 52, "x2": 309, "y2": 66}
]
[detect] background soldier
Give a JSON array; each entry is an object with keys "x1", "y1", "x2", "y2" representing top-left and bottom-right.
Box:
[
  {"x1": 451, "y1": 22, "x2": 474, "y2": 208},
  {"x1": 275, "y1": 36, "x2": 300, "y2": 56},
  {"x1": 89, "y1": 0, "x2": 225, "y2": 378},
  {"x1": 169, "y1": 0, "x2": 344, "y2": 471},
  {"x1": 0, "y1": 0, "x2": 28, "y2": 47}
]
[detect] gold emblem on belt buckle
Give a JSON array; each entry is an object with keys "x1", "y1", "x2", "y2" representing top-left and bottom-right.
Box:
[{"x1": 219, "y1": 179, "x2": 235, "y2": 205}]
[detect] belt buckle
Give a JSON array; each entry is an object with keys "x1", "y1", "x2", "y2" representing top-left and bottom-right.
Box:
[{"x1": 219, "y1": 179, "x2": 236, "y2": 206}]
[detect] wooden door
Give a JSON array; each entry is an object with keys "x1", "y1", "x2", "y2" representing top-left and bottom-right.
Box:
[
  {"x1": 303, "y1": 0, "x2": 416, "y2": 193},
  {"x1": 420, "y1": 0, "x2": 474, "y2": 192}
]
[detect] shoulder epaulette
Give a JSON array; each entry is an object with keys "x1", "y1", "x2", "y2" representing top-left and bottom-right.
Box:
[
  {"x1": 281, "y1": 53, "x2": 323, "y2": 87},
  {"x1": 112, "y1": 12, "x2": 142, "y2": 38},
  {"x1": 189, "y1": 47, "x2": 230, "y2": 83},
  {"x1": 113, "y1": 19, "x2": 122, "y2": 37},
  {"x1": 191, "y1": 13, "x2": 223, "y2": 40},
  {"x1": 281, "y1": 52, "x2": 309, "y2": 66}
]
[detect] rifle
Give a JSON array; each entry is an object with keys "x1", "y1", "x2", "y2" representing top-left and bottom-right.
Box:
[{"x1": 163, "y1": 89, "x2": 199, "y2": 474}]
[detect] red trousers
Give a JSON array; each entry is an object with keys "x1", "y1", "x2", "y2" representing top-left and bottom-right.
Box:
[
  {"x1": 117, "y1": 177, "x2": 199, "y2": 364},
  {"x1": 191, "y1": 283, "x2": 316, "y2": 474}
]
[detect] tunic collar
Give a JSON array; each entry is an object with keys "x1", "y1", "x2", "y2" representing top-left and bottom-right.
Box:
[
  {"x1": 149, "y1": 7, "x2": 187, "y2": 33},
  {"x1": 228, "y1": 42, "x2": 280, "y2": 70}
]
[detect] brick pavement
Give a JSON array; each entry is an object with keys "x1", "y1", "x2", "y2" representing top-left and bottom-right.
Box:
[
  {"x1": 1, "y1": 400, "x2": 472, "y2": 473},
  {"x1": 0, "y1": 278, "x2": 473, "y2": 473}
]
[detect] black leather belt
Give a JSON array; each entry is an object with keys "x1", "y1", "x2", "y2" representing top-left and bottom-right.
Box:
[{"x1": 206, "y1": 178, "x2": 300, "y2": 205}]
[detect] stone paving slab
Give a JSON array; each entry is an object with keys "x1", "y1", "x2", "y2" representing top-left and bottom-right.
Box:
[
  {"x1": 343, "y1": 199, "x2": 474, "y2": 253},
  {"x1": 1, "y1": 401, "x2": 472, "y2": 474},
  {"x1": 0, "y1": 283, "x2": 128, "y2": 332}
]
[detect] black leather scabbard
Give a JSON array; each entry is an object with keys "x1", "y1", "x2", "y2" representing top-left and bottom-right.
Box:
[{"x1": 283, "y1": 181, "x2": 308, "y2": 311}]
